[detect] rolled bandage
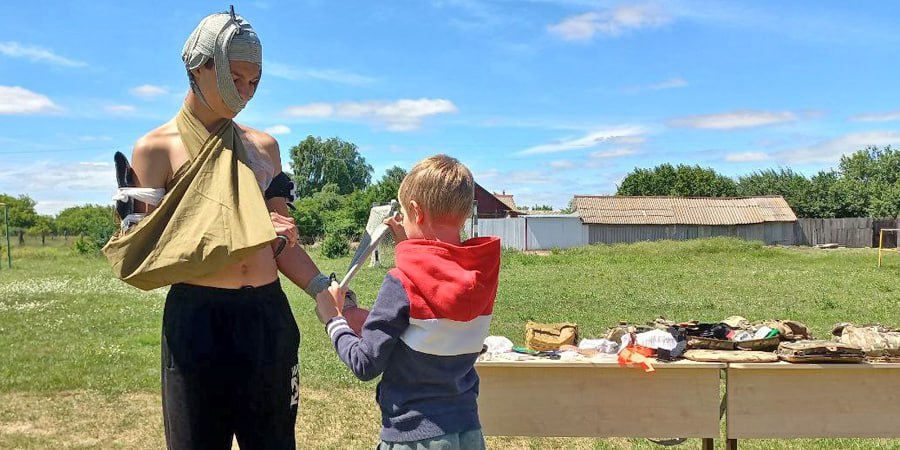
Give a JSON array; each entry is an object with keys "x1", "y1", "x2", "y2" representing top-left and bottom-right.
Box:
[{"x1": 305, "y1": 272, "x2": 331, "y2": 299}]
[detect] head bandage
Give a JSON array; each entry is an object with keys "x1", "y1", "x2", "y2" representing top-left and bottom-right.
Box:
[{"x1": 182, "y1": 9, "x2": 261, "y2": 114}]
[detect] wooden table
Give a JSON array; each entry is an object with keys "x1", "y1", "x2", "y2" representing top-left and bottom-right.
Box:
[
  {"x1": 726, "y1": 362, "x2": 900, "y2": 449},
  {"x1": 476, "y1": 358, "x2": 724, "y2": 449}
]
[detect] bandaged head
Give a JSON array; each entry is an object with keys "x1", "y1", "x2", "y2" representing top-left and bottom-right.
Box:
[{"x1": 182, "y1": 8, "x2": 261, "y2": 115}]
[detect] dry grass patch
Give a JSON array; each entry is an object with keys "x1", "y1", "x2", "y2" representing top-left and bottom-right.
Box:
[{"x1": 0, "y1": 390, "x2": 162, "y2": 449}]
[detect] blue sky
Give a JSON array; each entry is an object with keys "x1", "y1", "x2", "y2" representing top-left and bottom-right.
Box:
[{"x1": 3, "y1": 0, "x2": 900, "y2": 214}]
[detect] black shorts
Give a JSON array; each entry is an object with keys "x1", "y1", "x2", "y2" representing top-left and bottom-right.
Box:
[{"x1": 161, "y1": 280, "x2": 300, "y2": 450}]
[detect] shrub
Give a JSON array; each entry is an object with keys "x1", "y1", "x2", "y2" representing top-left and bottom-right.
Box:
[{"x1": 321, "y1": 233, "x2": 350, "y2": 258}]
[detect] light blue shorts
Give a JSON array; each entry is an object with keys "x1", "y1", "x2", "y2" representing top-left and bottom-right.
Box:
[{"x1": 378, "y1": 429, "x2": 486, "y2": 450}]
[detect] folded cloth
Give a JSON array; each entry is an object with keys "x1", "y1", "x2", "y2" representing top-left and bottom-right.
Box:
[{"x1": 103, "y1": 105, "x2": 275, "y2": 290}]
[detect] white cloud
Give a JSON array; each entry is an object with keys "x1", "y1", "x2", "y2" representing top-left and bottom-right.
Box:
[
  {"x1": 266, "y1": 62, "x2": 376, "y2": 86},
  {"x1": 0, "y1": 41, "x2": 86, "y2": 67},
  {"x1": 622, "y1": 77, "x2": 688, "y2": 93},
  {"x1": 283, "y1": 98, "x2": 458, "y2": 131},
  {"x1": 284, "y1": 103, "x2": 334, "y2": 118},
  {"x1": 105, "y1": 104, "x2": 136, "y2": 114},
  {"x1": 264, "y1": 124, "x2": 291, "y2": 135},
  {"x1": 0, "y1": 161, "x2": 119, "y2": 215},
  {"x1": 518, "y1": 126, "x2": 645, "y2": 155},
  {"x1": 474, "y1": 169, "x2": 554, "y2": 185},
  {"x1": 725, "y1": 152, "x2": 770, "y2": 162},
  {"x1": 779, "y1": 131, "x2": 900, "y2": 164},
  {"x1": 473, "y1": 166, "x2": 618, "y2": 210},
  {"x1": 34, "y1": 200, "x2": 85, "y2": 216},
  {"x1": 130, "y1": 84, "x2": 169, "y2": 99},
  {"x1": 848, "y1": 110, "x2": 900, "y2": 123},
  {"x1": 549, "y1": 159, "x2": 576, "y2": 170},
  {"x1": 0, "y1": 161, "x2": 114, "y2": 199},
  {"x1": 0, "y1": 86, "x2": 62, "y2": 115},
  {"x1": 589, "y1": 148, "x2": 637, "y2": 159},
  {"x1": 548, "y1": 5, "x2": 670, "y2": 41},
  {"x1": 669, "y1": 110, "x2": 796, "y2": 129},
  {"x1": 614, "y1": 136, "x2": 647, "y2": 144}
]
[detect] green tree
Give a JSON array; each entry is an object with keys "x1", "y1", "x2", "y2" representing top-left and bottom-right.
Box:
[
  {"x1": 835, "y1": 146, "x2": 900, "y2": 217},
  {"x1": 805, "y1": 170, "x2": 850, "y2": 218},
  {"x1": 0, "y1": 194, "x2": 38, "y2": 244},
  {"x1": 737, "y1": 168, "x2": 815, "y2": 217},
  {"x1": 617, "y1": 164, "x2": 737, "y2": 197},
  {"x1": 290, "y1": 183, "x2": 352, "y2": 241},
  {"x1": 531, "y1": 204, "x2": 553, "y2": 211},
  {"x1": 366, "y1": 166, "x2": 406, "y2": 205},
  {"x1": 56, "y1": 205, "x2": 117, "y2": 251},
  {"x1": 29, "y1": 215, "x2": 56, "y2": 245},
  {"x1": 289, "y1": 136, "x2": 373, "y2": 198}
]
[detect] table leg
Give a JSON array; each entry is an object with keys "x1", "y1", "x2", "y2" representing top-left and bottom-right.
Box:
[
  {"x1": 701, "y1": 438, "x2": 714, "y2": 450},
  {"x1": 726, "y1": 438, "x2": 738, "y2": 450}
]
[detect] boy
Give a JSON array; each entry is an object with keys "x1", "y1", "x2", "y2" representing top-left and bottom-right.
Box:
[{"x1": 317, "y1": 154, "x2": 501, "y2": 449}]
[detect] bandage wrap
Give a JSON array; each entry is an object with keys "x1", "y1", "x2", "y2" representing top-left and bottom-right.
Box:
[
  {"x1": 305, "y1": 272, "x2": 331, "y2": 298},
  {"x1": 182, "y1": 10, "x2": 261, "y2": 114}
]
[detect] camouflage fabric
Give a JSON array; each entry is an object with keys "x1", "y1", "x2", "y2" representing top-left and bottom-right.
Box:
[
  {"x1": 526, "y1": 322, "x2": 578, "y2": 352},
  {"x1": 835, "y1": 324, "x2": 900, "y2": 357},
  {"x1": 684, "y1": 349, "x2": 778, "y2": 363},
  {"x1": 761, "y1": 319, "x2": 812, "y2": 341},
  {"x1": 687, "y1": 336, "x2": 737, "y2": 351},
  {"x1": 776, "y1": 340, "x2": 865, "y2": 363},
  {"x1": 735, "y1": 335, "x2": 780, "y2": 352},
  {"x1": 721, "y1": 315, "x2": 751, "y2": 330},
  {"x1": 605, "y1": 322, "x2": 651, "y2": 344}
]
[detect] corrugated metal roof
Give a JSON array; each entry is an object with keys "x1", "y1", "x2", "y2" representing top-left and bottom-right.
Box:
[{"x1": 573, "y1": 196, "x2": 797, "y2": 225}]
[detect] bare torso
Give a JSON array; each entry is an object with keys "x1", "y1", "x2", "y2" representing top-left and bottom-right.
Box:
[{"x1": 131, "y1": 117, "x2": 282, "y2": 289}]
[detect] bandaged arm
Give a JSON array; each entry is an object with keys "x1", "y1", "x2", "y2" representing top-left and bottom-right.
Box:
[{"x1": 267, "y1": 195, "x2": 331, "y2": 296}]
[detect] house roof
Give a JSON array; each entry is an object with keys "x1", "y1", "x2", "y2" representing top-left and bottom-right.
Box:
[
  {"x1": 572, "y1": 195, "x2": 798, "y2": 225},
  {"x1": 494, "y1": 194, "x2": 517, "y2": 211}
]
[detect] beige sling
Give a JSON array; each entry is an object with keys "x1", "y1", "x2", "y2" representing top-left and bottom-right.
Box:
[{"x1": 103, "y1": 105, "x2": 275, "y2": 290}]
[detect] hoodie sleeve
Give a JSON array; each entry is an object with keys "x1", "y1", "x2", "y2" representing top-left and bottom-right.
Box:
[{"x1": 325, "y1": 274, "x2": 410, "y2": 381}]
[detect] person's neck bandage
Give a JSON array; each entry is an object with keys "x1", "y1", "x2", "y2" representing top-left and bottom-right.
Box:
[{"x1": 182, "y1": 10, "x2": 261, "y2": 114}]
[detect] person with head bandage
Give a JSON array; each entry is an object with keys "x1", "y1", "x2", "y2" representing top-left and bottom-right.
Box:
[{"x1": 102, "y1": 7, "x2": 368, "y2": 449}]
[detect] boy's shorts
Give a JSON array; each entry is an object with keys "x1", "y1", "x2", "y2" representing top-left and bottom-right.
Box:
[{"x1": 377, "y1": 429, "x2": 485, "y2": 450}]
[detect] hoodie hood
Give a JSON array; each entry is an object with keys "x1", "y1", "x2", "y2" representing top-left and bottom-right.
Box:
[{"x1": 391, "y1": 236, "x2": 500, "y2": 322}]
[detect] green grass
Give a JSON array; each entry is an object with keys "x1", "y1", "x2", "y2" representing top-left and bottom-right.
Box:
[{"x1": 2, "y1": 238, "x2": 900, "y2": 449}]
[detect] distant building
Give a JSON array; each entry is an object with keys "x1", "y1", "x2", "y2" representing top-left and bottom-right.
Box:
[
  {"x1": 474, "y1": 183, "x2": 520, "y2": 218},
  {"x1": 573, "y1": 195, "x2": 798, "y2": 245}
]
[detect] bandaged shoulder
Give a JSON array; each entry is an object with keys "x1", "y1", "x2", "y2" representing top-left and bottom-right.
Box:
[{"x1": 265, "y1": 172, "x2": 295, "y2": 202}]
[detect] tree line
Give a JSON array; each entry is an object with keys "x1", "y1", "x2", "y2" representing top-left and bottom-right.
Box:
[
  {"x1": 5, "y1": 141, "x2": 898, "y2": 254},
  {"x1": 2, "y1": 136, "x2": 403, "y2": 257},
  {"x1": 617, "y1": 145, "x2": 900, "y2": 218}
]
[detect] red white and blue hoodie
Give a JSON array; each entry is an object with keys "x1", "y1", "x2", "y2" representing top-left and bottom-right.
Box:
[{"x1": 325, "y1": 236, "x2": 501, "y2": 442}]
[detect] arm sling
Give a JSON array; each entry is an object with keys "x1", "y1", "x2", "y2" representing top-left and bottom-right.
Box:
[{"x1": 103, "y1": 105, "x2": 276, "y2": 291}]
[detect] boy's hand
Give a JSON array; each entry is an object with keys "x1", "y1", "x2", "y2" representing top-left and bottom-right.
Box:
[
  {"x1": 315, "y1": 280, "x2": 345, "y2": 323},
  {"x1": 383, "y1": 212, "x2": 406, "y2": 242}
]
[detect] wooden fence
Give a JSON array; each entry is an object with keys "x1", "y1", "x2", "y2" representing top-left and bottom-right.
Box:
[{"x1": 795, "y1": 218, "x2": 900, "y2": 248}]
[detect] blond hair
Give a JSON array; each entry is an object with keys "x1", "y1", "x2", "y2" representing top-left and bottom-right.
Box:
[{"x1": 398, "y1": 154, "x2": 474, "y2": 224}]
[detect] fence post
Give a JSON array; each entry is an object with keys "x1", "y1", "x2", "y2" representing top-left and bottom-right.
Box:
[
  {"x1": 471, "y1": 200, "x2": 479, "y2": 238},
  {"x1": 3, "y1": 203, "x2": 10, "y2": 268}
]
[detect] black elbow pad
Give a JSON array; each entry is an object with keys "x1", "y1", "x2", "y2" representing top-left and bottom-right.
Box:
[{"x1": 265, "y1": 172, "x2": 296, "y2": 208}]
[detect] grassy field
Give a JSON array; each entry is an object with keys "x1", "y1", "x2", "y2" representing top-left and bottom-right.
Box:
[{"x1": 2, "y1": 238, "x2": 900, "y2": 449}]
